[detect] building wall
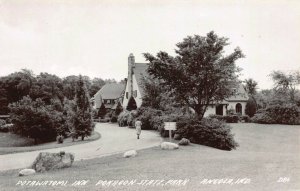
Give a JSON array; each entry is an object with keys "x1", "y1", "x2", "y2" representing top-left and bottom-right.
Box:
[
  {"x1": 93, "y1": 93, "x2": 102, "y2": 109},
  {"x1": 122, "y1": 80, "x2": 130, "y2": 108},
  {"x1": 132, "y1": 74, "x2": 143, "y2": 108},
  {"x1": 204, "y1": 105, "x2": 216, "y2": 117},
  {"x1": 227, "y1": 102, "x2": 247, "y2": 115},
  {"x1": 203, "y1": 104, "x2": 227, "y2": 117}
]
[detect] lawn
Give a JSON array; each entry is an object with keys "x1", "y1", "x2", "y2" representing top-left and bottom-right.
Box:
[
  {"x1": 0, "y1": 123, "x2": 299, "y2": 191},
  {"x1": 0, "y1": 132, "x2": 101, "y2": 155}
]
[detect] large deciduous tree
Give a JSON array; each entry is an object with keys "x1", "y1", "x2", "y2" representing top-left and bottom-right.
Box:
[
  {"x1": 73, "y1": 75, "x2": 94, "y2": 140},
  {"x1": 244, "y1": 78, "x2": 258, "y2": 96},
  {"x1": 144, "y1": 31, "x2": 244, "y2": 119},
  {"x1": 270, "y1": 70, "x2": 300, "y2": 103}
]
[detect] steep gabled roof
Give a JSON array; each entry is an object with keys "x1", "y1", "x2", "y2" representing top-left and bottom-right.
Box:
[
  {"x1": 93, "y1": 83, "x2": 125, "y2": 100},
  {"x1": 226, "y1": 83, "x2": 249, "y2": 102},
  {"x1": 133, "y1": 63, "x2": 149, "y2": 96}
]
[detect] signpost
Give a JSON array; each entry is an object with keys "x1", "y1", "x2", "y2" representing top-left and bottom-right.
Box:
[{"x1": 164, "y1": 122, "x2": 176, "y2": 142}]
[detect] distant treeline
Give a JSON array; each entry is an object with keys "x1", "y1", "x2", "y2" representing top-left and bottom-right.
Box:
[{"x1": 0, "y1": 69, "x2": 122, "y2": 114}]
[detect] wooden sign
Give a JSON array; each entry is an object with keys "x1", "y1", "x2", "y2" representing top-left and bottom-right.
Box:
[{"x1": 164, "y1": 122, "x2": 176, "y2": 130}]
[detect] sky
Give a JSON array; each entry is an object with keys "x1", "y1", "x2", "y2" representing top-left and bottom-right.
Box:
[{"x1": 0, "y1": 0, "x2": 299, "y2": 89}]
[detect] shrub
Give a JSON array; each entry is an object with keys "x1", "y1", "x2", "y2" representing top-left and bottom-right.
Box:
[
  {"x1": 240, "y1": 115, "x2": 250, "y2": 122},
  {"x1": 0, "y1": 119, "x2": 6, "y2": 127},
  {"x1": 56, "y1": 135, "x2": 64, "y2": 144},
  {"x1": 251, "y1": 104, "x2": 300, "y2": 125},
  {"x1": 110, "y1": 115, "x2": 118, "y2": 123},
  {"x1": 245, "y1": 97, "x2": 257, "y2": 117},
  {"x1": 98, "y1": 103, "x2": 106, "y2": 119},
  {"x1": 251, "y1": 112, "x2": 275, "y2": 124},
  {"x1": 114, "y1": 102, "x2": 123, "y2": 116},
  {"x1": 176, "y1": 118, "x2": 238, "y2": 150},
  {"x1": 0, "y1": 124, "x2": 12, "y2": 132},
  {"x1": 137, "y1": 107, "x2": 163, "y2": 130},
  {"x1": 9, "y1": 96, "x2": 60, "y2": 143},
  {"x1": 91, "y1": 108, "x2": 98, "y2": 119},
  {"x1": 117, "y1": 110, "x2": 137, "y2": 127},
  {"x1": 126, "y1": 96, "x2": 137, "y2": 111},
  {"x1": 208, "y1": 114, "x2": 239, "y2": 123},
  {"x1": 225, "y1": 115, "x2": 240, "y2": 123},
  {"x1": 99, "y1": 118, "x2": 110, "y2": 123}
]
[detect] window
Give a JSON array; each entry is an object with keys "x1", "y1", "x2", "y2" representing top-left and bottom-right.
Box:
[
  {"x1": 107, "y1": 100, "x2": 110, "y2": 104},
  {"x1": 126, "y1": 92, "x2": 128, "y2": 99},
  {"x1": 134, "y1": 90, "x2": 137, "y2": 98}
]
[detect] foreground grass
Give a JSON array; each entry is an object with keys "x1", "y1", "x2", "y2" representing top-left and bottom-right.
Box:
[
  {"x1": 0, "y1": 123, "x2": 299, "y2": 191},
  {"x1": 0, "y1": 132, "x2": 101, "y2": 155}
]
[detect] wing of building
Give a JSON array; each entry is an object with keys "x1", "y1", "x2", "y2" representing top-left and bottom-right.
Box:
[
  {"x1": 123, "y1": 53, "x2": 249, "y2": 116},
  {"x1": 92, "y1": 83, "x2": 125, "y2": 111}
]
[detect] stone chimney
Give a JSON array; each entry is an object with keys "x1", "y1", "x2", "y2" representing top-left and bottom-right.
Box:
[{"x1": 128, "y1": 53, "x2": 135, "y2": 98}]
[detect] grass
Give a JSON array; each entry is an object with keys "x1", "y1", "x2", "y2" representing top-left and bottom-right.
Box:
[
  {"x1": 0, "y1": 123, "x2": 299, "y2": 191},
  {"x1": 0, "y1": 132, "x2": 101, "y2": 155}
]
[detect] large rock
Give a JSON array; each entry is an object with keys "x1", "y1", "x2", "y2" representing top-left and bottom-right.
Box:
[
  {"x1": 174, "y1": 134, "x2": 181, "y2": 140},
  {"x1": 123, "y1": 150, "x2": 137, "y2": 158},
  {"x1": 178, "y1": 138, "x2": 190, "y2": 146},
  {"x1": 160, "y1": 142, "x2": 179, "y2": 150},
  {"x1": 19, "y1": 169, "x2": 36, "y2": 176},
  {"x1": 31, "y1": 151, "x2": 74, "y2": 172}
]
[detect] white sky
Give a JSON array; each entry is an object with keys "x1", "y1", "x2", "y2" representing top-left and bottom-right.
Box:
[{"x1": 0, "y1": 0, "x2": 299, "y2": 89}]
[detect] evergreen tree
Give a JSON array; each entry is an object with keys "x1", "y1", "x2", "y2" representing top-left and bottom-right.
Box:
[
  {"x1": 126, "y1": 96, "x2": 137, "y2": 111},
  {"x1": 74, "y1": 75, "x2": 94, "y2": 140},
  {"x1": 245, "y1": 97, "x2": 257, "y2": 117},
  {"x1": 98, "y1": 102, "x2": 106, "y2": 119},
  {"x1": 114, "y1": 101, "x2": 123, "y2": 116}
]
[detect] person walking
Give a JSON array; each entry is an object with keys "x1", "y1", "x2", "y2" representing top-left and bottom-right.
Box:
[{"x1": 135, "y1": 118, "x2": 142, "y2": 139}]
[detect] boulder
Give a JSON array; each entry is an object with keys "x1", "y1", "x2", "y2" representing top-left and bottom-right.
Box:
[
  {"x1": 174, "y1": 133, "x2": 181, "y2": 140},
  {"x1": 178, "y1": 138, "x2": 190, "y2": 146},
  {"x1": 31, "y1": 151, "x2": 74, "y2": 172},
  {"x1": 123, "y1": 150, "x2": 137, "y2": 158},
  {"x1": 160, "y1": 142, "x2": 179, "y2": 150},
  {"x1": 19, "y1": 169, "x2": 36, "y2": 176}
]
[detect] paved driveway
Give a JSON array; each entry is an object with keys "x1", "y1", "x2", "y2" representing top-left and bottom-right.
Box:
[{"x1": 0, "y1": 123, "x2": 162, "y2": 171}]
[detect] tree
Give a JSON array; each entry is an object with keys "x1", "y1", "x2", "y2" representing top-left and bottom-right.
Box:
[
  {"x1": 73, "y1": 75, "x2": 94, "y2": 140},
  {"x1": 126, "y1": 96, "x2": 137, "y2": 111},
  {"x1": 1, "y1": 69, "x2": 35, "y2": 104},
  {"x1": 244, "y1": 78, "x2": 258, "y2": 96},
  {"x1": 270, "y1": 70, "x2": 300, "y2": 102},
  {"x1": 9, "y1": 96, "x2": 58, "y2": 144},
  {"x1": 98, "y1": 102, "x2": 106, "y2": 119},
  {"x1": 89, "y1": 78, "x2": 105, "y2": 97},
  {"x1": 244, "y1": 78, "x2": 258, "y2": 116},
  {"x1": 114, "y1": 101, "x2": 123, "y2": 116},
  {"x1": 141, "y1": 76, "x2": 165, "y2": 109},
  {"x1": 0, "y1": 85, "x2": 9, "y2": 115},
  {"x1": 63, "y1": 75, "x2": 79, "y2": 100},
  {"x1": 245, "y1": 97, "x2": 257, "y2": 117},
  {"x1": 141, "y1": 76, "x2": 179, "y2": 114},
  {"x1": 30, "y1": 73, "x2": 64, "y2": 104},
  {"x1": 144, "y1": 31, "x2": 244, "y2": 119}
]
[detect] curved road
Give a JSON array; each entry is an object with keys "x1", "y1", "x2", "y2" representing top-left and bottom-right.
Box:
[{"x1": 0, "y1": 123, "x2": 162, "y2": 171}]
